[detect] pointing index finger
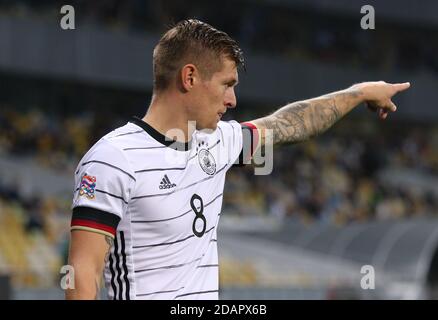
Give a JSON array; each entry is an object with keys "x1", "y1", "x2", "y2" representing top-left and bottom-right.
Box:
[{"x1": 392, "y1": 82, "x2": 411, "y2": 92}]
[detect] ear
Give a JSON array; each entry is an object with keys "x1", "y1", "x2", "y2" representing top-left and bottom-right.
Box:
[{"x1": 180, "y1": 64, "x2": 197, "y2": 92}]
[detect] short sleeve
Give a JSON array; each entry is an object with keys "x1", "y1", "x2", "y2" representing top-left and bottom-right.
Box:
[
  {"x1": 216, "y1": 120, "x2": 243, "y2": 167},
  {"x1": 71, "y1": 139, "x2": 136, "y2": 238},
  {"x1": 234, "y1": 122, "x2": 260, "y2": 166}
]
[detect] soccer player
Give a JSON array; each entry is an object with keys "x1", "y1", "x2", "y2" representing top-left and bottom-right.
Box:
[{"x1": 66, "y1": 19, "x2": 410, "y2": 300}]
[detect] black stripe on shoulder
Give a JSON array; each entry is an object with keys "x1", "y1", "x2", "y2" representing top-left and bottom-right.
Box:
[
  {"x1": 123, "y1": 146, "x2": 167, "y2": 151},
  {"x1": 111, "y1": 130, "x2": 144, "y2": 138},
  {"x1": 95, "y1": 189, "x2": 129, "y2": 204},
  {"x1": 80, "y1": 160, "x2": 136, "y2": 181},
  {"x1": 135, "y1": 166, "x2": 187, "y2": 173},
  {"x1": 217, "y1": 126, "x2": 225, "y2": 146},
  {"x1": 208, "y1": 139, "x2": 221, "y2": 151},
  {"x1": 188, "y1": 152, "x2": 198, "y2": 161},
  {"x1": 72, "y1": 206, "x2": 121, "y2": 229}
]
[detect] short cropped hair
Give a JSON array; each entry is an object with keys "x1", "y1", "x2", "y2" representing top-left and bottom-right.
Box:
[{"x1": 152, "y1": 19, "x2": 244, "y2": 92}]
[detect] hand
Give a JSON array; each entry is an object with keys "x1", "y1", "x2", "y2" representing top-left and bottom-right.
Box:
[{"x1": 352, "y1": 81, "x2": 411, "y2": 120}]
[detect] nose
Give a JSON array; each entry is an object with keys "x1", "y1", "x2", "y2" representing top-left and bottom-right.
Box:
[{"x1": 224, "y1": 87, "x2": 237, "y2": 109}]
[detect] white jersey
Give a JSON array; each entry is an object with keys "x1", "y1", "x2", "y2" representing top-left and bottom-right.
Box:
[{"x1": 71, "y1": 117, "x2": 243, "y2": 300}]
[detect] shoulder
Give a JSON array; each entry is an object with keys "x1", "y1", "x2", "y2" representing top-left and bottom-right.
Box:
[
  {"x1": 216, "y1": 120, "x2": 241, "y2": 130},
  {"x1": 215, "y1": 120, "x2": 242, "y2": 140},
  {"x1": 78, "y1": 123, "x2": 145, "y2": 175}
]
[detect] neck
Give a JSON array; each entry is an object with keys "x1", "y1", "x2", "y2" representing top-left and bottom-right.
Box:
[{"x1": 143, "y1": 93, "x2": 195, "y2": 143}]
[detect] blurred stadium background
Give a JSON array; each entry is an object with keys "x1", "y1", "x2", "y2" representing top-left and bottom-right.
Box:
[{"x1": 0, "y1": 0, "x2": 437, "y2": 299}]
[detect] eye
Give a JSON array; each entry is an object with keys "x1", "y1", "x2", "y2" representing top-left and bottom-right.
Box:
[{"x1": 224, "y1": 80, "x2": 238, "y2": 88}]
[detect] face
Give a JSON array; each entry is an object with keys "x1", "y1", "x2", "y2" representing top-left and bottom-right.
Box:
[{"x1": 190, "y1": 57, "x2": 238, "y2": 130}]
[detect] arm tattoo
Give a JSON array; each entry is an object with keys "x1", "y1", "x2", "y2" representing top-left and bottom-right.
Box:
[
  {"x1": 104, "y1": 236, "x2": 113, "y2": 264},
  {"x1": 259, "y1": 88, "x2": 363, "y2": 145},
  {"x1": 105, "y1": 235, "x2": 114, "y2": 247},
  {"x1": 97, "y1": 236, "x2": 114, "y2": 299}
]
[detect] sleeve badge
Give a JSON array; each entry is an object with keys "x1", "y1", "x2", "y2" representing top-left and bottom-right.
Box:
[{"x1": 79, "y1": 174, "x2": 97, "y2": 200}]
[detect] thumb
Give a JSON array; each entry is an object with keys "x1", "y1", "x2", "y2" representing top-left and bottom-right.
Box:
[{"x1": 392, "y1": 82, "x2": 411, "y2": 92}]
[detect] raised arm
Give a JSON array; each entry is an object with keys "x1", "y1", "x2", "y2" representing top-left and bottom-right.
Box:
[
  {"x1": 248, "y1": 81, "x2": 410, "y2": 146},
  {"x1": 65, "y1": 230, "x2": 112, "y2": 300}
]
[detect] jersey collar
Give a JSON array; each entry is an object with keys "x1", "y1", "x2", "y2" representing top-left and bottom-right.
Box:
[{"x1": 131, "y1": 116, "x2": 191, "y2": 151}]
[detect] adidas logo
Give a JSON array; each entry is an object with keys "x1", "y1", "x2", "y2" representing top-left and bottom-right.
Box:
[{"x1": 159, "y1": 174, "x2": 177, "y2": 189}]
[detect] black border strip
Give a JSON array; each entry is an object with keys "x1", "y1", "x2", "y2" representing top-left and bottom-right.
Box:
[{"x1": 72, "y1": 207, "x2": 121, "y2": 229}]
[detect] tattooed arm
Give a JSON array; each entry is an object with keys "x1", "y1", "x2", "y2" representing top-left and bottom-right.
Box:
[
  {"x1": 249, "y1": 81, "x2": 410, "y2": 146},
  {"x1": 65, "y1": 231, "x2": 113, "y2": 300}
]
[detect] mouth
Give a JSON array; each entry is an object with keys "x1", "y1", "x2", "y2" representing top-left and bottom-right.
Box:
[{"x1": 217, "y1": 111, "x2": 226, "y2": 120}]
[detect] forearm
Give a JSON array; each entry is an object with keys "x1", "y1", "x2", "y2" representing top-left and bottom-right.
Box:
[
  {"x1": 65, "y1": 263, "x2": 101, "y2": 300},
  {"x1": 65, "y1": 231, "x2": 112, "y2": 300},
  {"x1": 253, "y1": 86, "x2": 364, "y2": 145}
]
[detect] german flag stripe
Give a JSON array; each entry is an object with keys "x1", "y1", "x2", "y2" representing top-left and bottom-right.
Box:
[
  {"x1": 234, "y1": 122, "x2": 261, "y2": 166},
  {"x1": 241, "y1": 121, "x2": 260, "y2": 157},
  {"x1": 71, "y1": 219, "x2": 116, "y2": 237},
  {"x1": 72, "y1": 206, "x2": 120, "y2": 230}
]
